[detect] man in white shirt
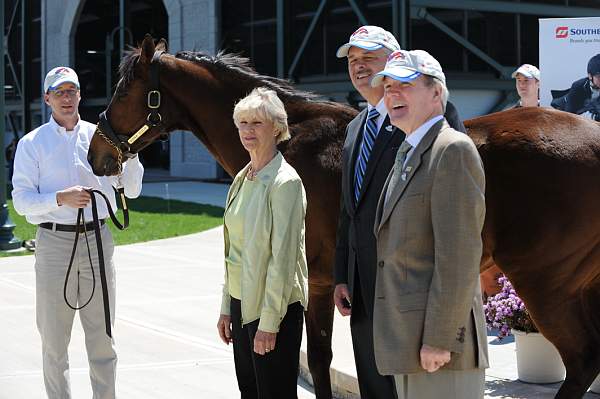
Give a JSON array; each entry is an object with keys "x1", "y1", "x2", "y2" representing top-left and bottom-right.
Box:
[
  {"x1": 370, "y1": 50, "x2": 488, "y2": 399},
  {"x1": 11, "y1": 66, "x2": 144, "y2": 399}
]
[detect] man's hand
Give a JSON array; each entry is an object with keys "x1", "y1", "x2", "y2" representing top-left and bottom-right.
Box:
[
  {"x1": 56, "y1": 186, "x2": 91, "y2": 208},
  {"x1": 254, "y1": 329, "x2": 277, "y2": 355},
  {"x1": 334, "y1": 284, "x2": 352, "y2": 316},
  {"x1": 217, "y1": 314, "x2": 232, "y2": 345},
  {"x1": 420, "y1": 344, "x2": 451, "y2": 373}
]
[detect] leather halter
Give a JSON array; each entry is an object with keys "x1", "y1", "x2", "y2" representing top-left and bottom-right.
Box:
[{"x1": 95, "y1": 50, "x2": 165, "y2": 172}]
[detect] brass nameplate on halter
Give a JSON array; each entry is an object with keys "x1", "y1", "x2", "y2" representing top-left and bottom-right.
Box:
[{"x1": 127, "y1": 125, "x2": 150, "y2": 145}]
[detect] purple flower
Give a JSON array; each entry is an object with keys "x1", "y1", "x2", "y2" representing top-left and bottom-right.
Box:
[{"x1": 484, "y1": 274, "x2": 539, "y2": 338}]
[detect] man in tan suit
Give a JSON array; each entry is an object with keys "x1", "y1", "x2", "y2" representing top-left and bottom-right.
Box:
[{"x1": 370, "y1": 49, "x2": 489, "y2": 399}]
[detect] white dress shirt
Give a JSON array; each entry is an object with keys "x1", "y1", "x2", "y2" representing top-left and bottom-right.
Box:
[
  {"x1": 12, "y1": 116, "x2": 144, "y2": 225},
  {"x1": 384, "y1": 114, "x2": 445, "y2": 206},
  {"x1": 365, "y1": 98, "x2": 389, "y2": 135},
  {"x1": 403, "y1": 114, "x2": 444, "y2": 168}
]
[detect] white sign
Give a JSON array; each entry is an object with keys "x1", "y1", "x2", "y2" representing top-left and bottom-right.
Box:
[{"x1": 539, "y1": 17, "x2": 600, "y2": 121}]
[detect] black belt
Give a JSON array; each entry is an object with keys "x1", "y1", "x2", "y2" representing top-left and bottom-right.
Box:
[{"x1": 40, "y1": 220, "x2": 105, "y2": 233}]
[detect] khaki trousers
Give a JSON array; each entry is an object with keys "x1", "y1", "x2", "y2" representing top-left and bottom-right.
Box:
[
  {"x1": 394, "y1": 369, "x2": 485, "y2": 399},
  {"x1": 35, "y1": 225, "x2": 117, "y2": 399}
]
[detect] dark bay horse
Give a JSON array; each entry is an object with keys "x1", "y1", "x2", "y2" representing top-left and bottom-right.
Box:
[
  {"x1": 87, "y1": 35, "x2": 600, "y2": 398},
  {"x1": 88, "y1": 36, "x2": 355, "y2": 399},
  {"x1": 468, "y1": 108, "x2": 600, "y2": 397}
]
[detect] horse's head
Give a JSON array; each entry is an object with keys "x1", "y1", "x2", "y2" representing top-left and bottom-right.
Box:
[{"x1": 88, "y1": 34, "x2": 171, "y2": 176}]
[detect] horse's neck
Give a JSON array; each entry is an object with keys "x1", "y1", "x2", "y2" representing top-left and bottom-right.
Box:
[{"x1": 162, "y1": 57, "x2": 250, "y2": 176}]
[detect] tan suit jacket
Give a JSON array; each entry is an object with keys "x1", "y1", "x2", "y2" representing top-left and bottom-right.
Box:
[{"x1": 372, "y1": 119, "x2": 489, "y2": 375}]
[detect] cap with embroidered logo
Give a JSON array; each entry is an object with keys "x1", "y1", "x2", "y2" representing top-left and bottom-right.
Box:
[
  {"x1": 336, "y1": 25, "x2": 400, "y2": 58},
  {"x1": 371, "y1": 49, "x2": 446, "y2": 87},
  {"x1": 511, "y1": 64, "x2": 540, "y2": 81},
  {"x1": 43, "y1": 67, "x2": 80, "y2": 93}
]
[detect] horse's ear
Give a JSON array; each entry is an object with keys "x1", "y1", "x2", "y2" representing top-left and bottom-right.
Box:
[
  {"x1": 140, "y1": 34, "x2": 156, "y2": 65},
  {"x1": 156, "y1": 38, "x2": 168, "y2": 53}
]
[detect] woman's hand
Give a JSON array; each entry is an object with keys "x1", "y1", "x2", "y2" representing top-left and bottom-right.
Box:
[
  {"x1": 217, "y1": 314, "x2": 232, "y2": 345},
  {"x1": 253, "y1": 329, "x2": 277, "y2": 355}
]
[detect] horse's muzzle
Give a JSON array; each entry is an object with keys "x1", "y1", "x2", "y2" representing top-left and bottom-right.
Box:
[
  {"x1": 102, "y1": 157, "x2": 121, "y2": 176},
  {"x1": 88, "y1": 153, "x2": 119, "y2": 176}
]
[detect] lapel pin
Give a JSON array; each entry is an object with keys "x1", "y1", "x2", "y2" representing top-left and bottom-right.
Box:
[
  {"x1": 385, "y1": 125, "x2": 393, "y2": 132},
  {"x1": 401, "y1": 173, "x2": 407, "y2": 181},
  {"x1": 405, "y1": 166, "x2": 412, "y2": 172}
]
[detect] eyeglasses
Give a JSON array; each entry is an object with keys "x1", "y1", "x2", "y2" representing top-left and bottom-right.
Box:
[{"x1": 49, "y1": 88, "x2": 79, "y2": 97}]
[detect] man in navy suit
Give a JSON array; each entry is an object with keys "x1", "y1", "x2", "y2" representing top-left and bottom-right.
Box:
[{"x1": 333, "y1": 26, "x2": 466, "y2": 398}]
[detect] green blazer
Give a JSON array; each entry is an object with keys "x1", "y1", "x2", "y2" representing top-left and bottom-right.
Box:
[
  {"x1": 220, "y1": 152, "x2": 308, "y2": 333},
  {"x1": 373, "y1": 120, "x2": 489, "y2": 375}
]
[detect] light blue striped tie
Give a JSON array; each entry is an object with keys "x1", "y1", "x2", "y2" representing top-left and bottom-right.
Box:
[{"x1": 354, "y1": 108, "x2": 380, "y2": 202}]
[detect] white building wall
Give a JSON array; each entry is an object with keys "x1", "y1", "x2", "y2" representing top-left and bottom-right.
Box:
[
  {"x1": 165, "y1": 0, "x2": 220, "y2": 179},
  {"x1": 40, "y1": 1, "x2": 84, "y2": 119}
]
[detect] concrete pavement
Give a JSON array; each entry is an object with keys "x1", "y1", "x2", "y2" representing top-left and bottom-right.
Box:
[
  {"x1": 2, "y1": 180, "x2": 598, "y2": 398},
  {"x1": 0, "y1": 228, "x2": 316, "y2": 398}
]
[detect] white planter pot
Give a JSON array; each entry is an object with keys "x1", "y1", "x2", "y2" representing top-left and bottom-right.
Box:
[
  {"x1": 512, "y1": 329, "x2": 566, "y2": 384},
  {"x1": 590, "y1": 373, "x2": 600, "y2": 393}
]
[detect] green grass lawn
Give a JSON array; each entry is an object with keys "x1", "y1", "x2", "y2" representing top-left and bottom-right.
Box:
[{"x1": 1, "y1": 196, "x2": 224, "y2": 257}]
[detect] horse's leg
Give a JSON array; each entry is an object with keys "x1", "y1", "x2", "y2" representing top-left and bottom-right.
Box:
[
  {"x1": 556, "y1": 363, "x2": 600, "y2": 398},
  {"x1": 479, "y1": 253, "x2": 502, "y2": 300},
  {"x1": 305, "y1": 279, "x2": 334, "y2": 399},
  {"x1": 557, "y1": 275, "x2": 600, "y2": 397},
  {"x1": 534, "y1": 285, "x2": 600, "y2": 399},
  {"x1": 553, "y1": 256, "x2": 600, "y2": 398},
  {"x1": 554, "y1": 349, "x2": 599, "y2": 399}
]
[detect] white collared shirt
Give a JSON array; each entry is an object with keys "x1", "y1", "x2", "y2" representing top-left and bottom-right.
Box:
[
  {"x1": 12, "y1": 115, "x2": 144, "y2": 225},
  {"x1": 403, "y1": 114, "x2": 444, "y2": 168},
  {"x1": 365, "y1": 98, "x2": 389, "y2": 135}
]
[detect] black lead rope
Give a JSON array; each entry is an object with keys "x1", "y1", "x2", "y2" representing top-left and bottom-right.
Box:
[{"x1": 63, "y1": 187, "x2": 129, "y2": 338}]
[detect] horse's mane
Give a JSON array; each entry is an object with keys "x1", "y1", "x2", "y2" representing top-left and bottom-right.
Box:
[
  {"x1": 175, "y1": 50, "x2": 319, "y2": 102},
  {"x1": 118, "y1": 47, "x2": 141, "y2": 91},
  {"x1": 118, "y1": 46, "x2": 319, "y2": 102}
]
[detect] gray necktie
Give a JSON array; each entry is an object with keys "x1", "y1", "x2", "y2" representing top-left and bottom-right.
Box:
[{"x1": 385, "y1": 141, "x2": 413, "y2": 205}]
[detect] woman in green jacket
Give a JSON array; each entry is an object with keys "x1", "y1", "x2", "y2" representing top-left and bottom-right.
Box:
[{"x1": 217, "y1": 87, "x2": 308, "y2": 399}]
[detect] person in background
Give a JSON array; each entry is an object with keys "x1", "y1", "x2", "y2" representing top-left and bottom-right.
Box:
[
  {"x1": 512, "y1": 64, "x2": 540, "y2": 108},
  {"x1": 216, "y1": 87, "x2": 308, "y2": 399}
]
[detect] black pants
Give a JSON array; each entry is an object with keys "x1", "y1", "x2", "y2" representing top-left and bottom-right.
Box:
[
  {"x1": 351, "y1": 281, "x2": 398, "y2": 399},
  {"x1": 230, "y1": 298, "x2": 303, "y2": 399}
]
